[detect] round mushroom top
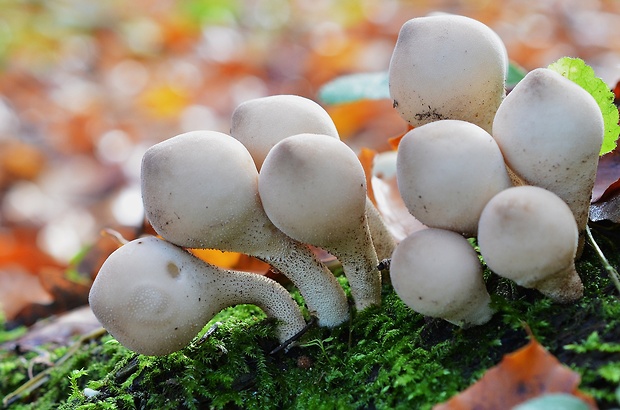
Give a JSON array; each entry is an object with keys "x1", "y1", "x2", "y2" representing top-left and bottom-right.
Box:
[
  {"x1": 477, "y1": 186, "x2": 578, "y2": 285},
  {"x1": 141, "y1": 130, "x2": 260, "y2": 249},
  {"x1": 259, "y1": 133, "x2": 367, "y2": 246},
  {"x1": 388, "y1": 14, "x2": 507, "y2": 132},
  {"x1": 89, "y1": 236, "x2": 218, "y2": 356},
  {"x1": 390, "y1": 228, "x2": 490, "y2": 326},
  {"x1": 231, "y1": 95, "x2": 339, "y2": 170},
  {"x1": 396, "y1": 119, "x2": 512, "y2": 236}
]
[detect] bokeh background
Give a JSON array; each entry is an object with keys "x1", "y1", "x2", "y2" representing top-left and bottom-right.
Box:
[{"x1": 1, "y1": 0, "x2": 619, "y2": 324}]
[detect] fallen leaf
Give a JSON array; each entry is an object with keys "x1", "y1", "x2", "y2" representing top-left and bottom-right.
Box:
[
  {"x1": 371, "y1": 151, "x2": 426, "y2": 242},
  {"x1": 433, "y1": 336, "x2": 597, "y2": 410},
  {"x1": 358, "y1": 147, "x2": 377, "y2": 206},
  {"x1": 592, "y1": 149, "x2": 620, "y2": 202}
]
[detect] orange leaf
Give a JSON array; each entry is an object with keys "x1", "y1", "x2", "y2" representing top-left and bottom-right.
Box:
[
  {"x1": 189, "y1": 248, "x2": 242, "y2": 269},
  {"x1": 358, "y1": 147, "x2": 377, "y2": 206},
  {"x1": 387, "y1": 124, "x2": 414, "y2": 150},
  {"x1": 433, "y1": 336, "x2": 597, "y2": 410}
]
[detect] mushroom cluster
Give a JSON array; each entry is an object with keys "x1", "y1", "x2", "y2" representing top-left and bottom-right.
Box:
[
  {"x1": 389, "y1": 14, "x2": 604, "y2": 326},
  {"x1": 90, "y1": 97, "x2": 393, "y2": 355},
  {"x1": 89, "y1": 12, "x2": 606, "y2": 355}
]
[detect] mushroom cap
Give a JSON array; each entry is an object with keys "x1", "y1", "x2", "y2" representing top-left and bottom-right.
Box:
[
  {"x1": 141, "y1": 130, "x2": 259, "y2": 249},
  {"x1": 258, "y1": 133, "x2": 367, "y2": 246},
  {"x1": 231, "y1": 95, "x2": 339, "y2": 170},
  {"x1": 89, "y1": 236, "x2": 217, "y2": 356},
  {"x1": 477, "y1": 186, "x2": 578, "y2": 286},
  {"x1": 390, "y1": 228, "x2": 493, "y2": 327},
  {"x1": 396, "y1": 119, "x2": 512, "y2": 236},
  {"x1": 492, "y1": 68, "x2": 604, "y2": 232},
  {"x1": 388, "y1": 14, "x2": 507, "y2": 132}
]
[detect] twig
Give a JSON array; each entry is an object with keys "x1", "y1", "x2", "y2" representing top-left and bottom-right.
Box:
[{"x1": 586, "y1": 224, "x2": 620, "y2": 295}]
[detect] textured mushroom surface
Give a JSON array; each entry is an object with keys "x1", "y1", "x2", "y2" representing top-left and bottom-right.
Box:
[
  {"x1": 390, "y1": 228, "x2": 493, "y2": 327},
  {"x1": 396, "y1": 120, "x2": 512, "y2": 236},
  {"x1": 389, "y1": 14, "x2": 507, "y2": 132},
  {"x1": 478, "y1": 186, "x2": 583, "y2": 303},
  {"x1": 89, "y1": 236, "x2": 307, "y2": 355}
]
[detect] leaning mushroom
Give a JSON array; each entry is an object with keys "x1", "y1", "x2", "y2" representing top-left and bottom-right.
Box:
[
  {"x1": 259, "y1": 133, "x2": 381, "y2": 311},
  {"x1": 230, "y1": 94, "x2": 396, "y2": 261},
  {"x1": 141, "y1": 131, "x2": 349, "y2": 328},
  {"x1": 477, "y1": 186, "x2": 583, "y2": 303},
  {"x1": 389, "y1": 14, "x2": 507, "y2": 133},
  {"x1": 390, "y1": 228, "x2": 494, "y2": 327},
  {"x1": 89, "y1": 236, "x2": 307, "y2": 356},
  {"x1": 396, "y1": 120, "x2": 512, "y2": 236},
  {"x1": 492, "y1": 68, "x2": 604, "y2": 253}
]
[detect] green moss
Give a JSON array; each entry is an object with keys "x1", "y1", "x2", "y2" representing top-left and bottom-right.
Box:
[{"x1": 2, "y1": 225, "x2": 620, "y2": 409}]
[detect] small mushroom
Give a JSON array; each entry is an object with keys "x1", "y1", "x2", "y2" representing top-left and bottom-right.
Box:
[
  {"x1": 230, "y1": 94, "x2": 396, "y2": 261},
  {"x1": 141, "y1": 131, "x2": 349, "y2": 328},
  {"x1": 492, "y1": 68, "x2": 604, "y2": 254},
  {"x1": 390, "y1": 228, "x2": 494, "y2": 327},
  {"x1": 477, "y1": 186, "x2": 583, "y2": 303},
  {"x1": 259, "y1": 133, "x2": 381, "y2": 311},
  {"x1": 230, "y1": 94, "x2": 339, "y2": 169},
  {"x1": 89, "y1": 236, "x2": 307, "y2": 355},
  {"x1": 396, "y1": 120, "x2": 512, "y2": 236},
  {"x1": 388, "y1": 14, "x2": 507, "y2": 133}
]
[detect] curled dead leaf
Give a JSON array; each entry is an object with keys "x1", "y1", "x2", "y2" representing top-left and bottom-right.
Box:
[{"x1": 433, "y1": 336, "x2": 597, "y2": 410}]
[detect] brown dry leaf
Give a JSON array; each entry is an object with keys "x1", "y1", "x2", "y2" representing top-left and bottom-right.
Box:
[
  {"x1": 387, "y1": 124, "x2": 413, "y2": 150},
  {"x1": 592, "y1": 149, "x2": 620, "y2": 202},
  {"x1": 433, "y1": 337, "x2": 597, "y2": 410}
]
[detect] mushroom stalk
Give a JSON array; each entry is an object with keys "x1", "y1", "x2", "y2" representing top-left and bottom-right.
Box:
[
  {"x1": 230, "y1": 94, "x2": 396, "y2": 261},
  {"x1": 259, "y1": 133, "x2": 382, "y2": 311},
  {"x1": 141, "y1": 131, "x2": 349, "y2": 328},
  {"x1": 477, "y1": 186, "x2": 583, "y2": 303},
  {"x1": 89, "y1": 236, "x2": 307, "y2": 356},
  {"x1": 492, "y1": 68, "x2": 604, "y2": 255},
  {"x1": 389, "y1": 14, "x2": 507, "y2": 133}
]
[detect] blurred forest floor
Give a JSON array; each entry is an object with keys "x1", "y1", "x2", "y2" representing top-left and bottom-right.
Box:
[{"x1": 1, "y1": 0, "x2": 620, "y2": 342}]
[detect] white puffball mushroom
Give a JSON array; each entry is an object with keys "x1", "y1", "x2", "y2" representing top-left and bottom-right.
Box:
[
  {"x1": 390, "y1": 228, "x2": 494, "y2": 327},
  {"x1": 230, "y1": 94, "x2": 396, "y2": 261},
  {"x1": 478, "y1": 186, "x2": 583, "y2": 303},
  {"x1": 492, "y1": 68, "x2": 604, "y2": 249},
  {"x1": 396, "y1": 120, "x2": 512, "y2": 236},
  {"x1": 259, "y1": 133, "x2": 381, "y2": 311},
  {"x1": 89, "y1": 236, "x2": 307, "y2": 355},
  {"x1": 230, "y1": 95, "x2": 339, "y2": 170},
  {"x1": 141, "y1": 131, "x2": 349, "y2": 328},
  {"x1": 388, "y1": 14, "x2": 507, "y2": 133}
]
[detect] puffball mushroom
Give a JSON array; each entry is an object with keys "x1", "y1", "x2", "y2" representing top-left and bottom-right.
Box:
[
  {"x1": 388, "y1": 14, "x2": 507, "y2": 133},
  {"x1": 390, "y1": 228, "x2": 494, "y2": 327},
  {"x1": 396, "y1": 120, "x2": 512, "y2": 236},
  {"x1": 89, "y1": 236, "x2": 307, "y2": 356},
  {"x1": 141, "y1": 131, "x2": 349, "y2": 328},
  {"x1": 230, "y1": 94, "x2": 339, "y2": 169},
  {"x1": 230, "y1": 94, "x2": 396, "y2": 261},
  {"x1": 478, "y1": 186, "x2": 583, "y2": 303},
  {"x1": 259, "y1": 133, "x2": 381, "y2": 311},
  {"x1": 492, "y1": 68, "x2": 604, "y2": 250}
]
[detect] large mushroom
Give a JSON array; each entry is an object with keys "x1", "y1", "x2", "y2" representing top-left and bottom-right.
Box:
[
  {"x1": 389, "y1": 14, "x2": 507, "y2": 133},
  {"x1": 230, "y1": 94, "x2": 396, "y2": 261},
  {"x1": 390, "y1": 228, "x2": 494, "y2": 327},
  {"x1": 477, "y1": 186, "x2": 583, "y2": 303},
  {"x1": 492, "y1": 68, "x2": 604, "y2": 253},
  {"x1": 259, "y1": 133, "x2": 382, "y2": 311},
  {"x1": 89, "y1": 236, "x2": 307, "y2": 355},
  {"x1": 396, "y1": 120, "x2": 512, "y2": 236},
  {"x1": 141, "y1": 131, "x2": 349, "y2": 328}
]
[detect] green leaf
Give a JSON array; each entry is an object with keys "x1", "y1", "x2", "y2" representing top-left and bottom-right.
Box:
[
  {"x1": 511, "y1": 394, "x2": 590, "y2": 410},
  {"x1": 548, "y1": 57, "x2": 620, "y2": 156},
  {"x1": 506, "y1": 61, "x2": 527, "y2": 88},
  {"x1": 318, "y1": 71, "x2": 390, "y2": 105}
]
